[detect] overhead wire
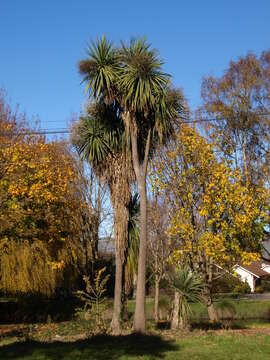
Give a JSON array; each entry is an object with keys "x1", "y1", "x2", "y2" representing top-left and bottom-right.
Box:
[{"x1": 0, "y1": 112, "x2": 269, "y2": 137}]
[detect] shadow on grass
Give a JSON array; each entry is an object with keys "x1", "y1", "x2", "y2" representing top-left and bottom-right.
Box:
[
  {"x1": 155, "y1": 320, "x2": 249, "y2": 332},
  {"x1": 0, "y1": 334, "x2": 178, "y2": 360},
  {"x1": 0, "y1": 297, "x2": 79, "y2": 324},
  {"x1": 190, "y1": 320, "x2": 248, "y2": 331},
  {"x1": 156, "y1": 321, "x2": 171, "y2": 330}
]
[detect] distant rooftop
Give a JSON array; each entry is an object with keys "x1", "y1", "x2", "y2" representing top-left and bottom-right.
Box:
[{"x1": 239, "y1": 260, "x2": 270, "y2": 278}]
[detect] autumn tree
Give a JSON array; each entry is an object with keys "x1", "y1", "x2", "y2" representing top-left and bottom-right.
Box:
[
  {"x1": 74, "y1": 160, "x2": 109, "y2": 276},
  {"x1": 199, "y1": 50, "x2": 270, "y2": 185},
  {"x1": 0, "y1": 95, "x2": 90, "y2": 296},
  {"x1": 0, "y1": 90, "x2": 27, "y2": 210},
  {"x1": 152, "y1": 125, "x2": 267, "y2": 321},
  {"x1": 147, "y1": 197, "x2": 171, "y2": 323}
]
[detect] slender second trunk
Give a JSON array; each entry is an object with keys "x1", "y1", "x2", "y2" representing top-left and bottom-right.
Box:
[
  {"x1": 133, "y1": 177, "x2": 147, "y2": 332},
  {"x1": 129, "y1": 117, "x2": 151, "y2": 334},
  {"x1": 154, "y1": 274, "x2": 160, "y2": 323},
  {"x1": 171, "y1": 290, "x2": 180, "y2": 330}
]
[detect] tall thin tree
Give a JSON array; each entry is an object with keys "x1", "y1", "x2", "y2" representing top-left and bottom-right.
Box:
[{"x1": 71, "y1": 101, "x2": 134, "y2": 335}]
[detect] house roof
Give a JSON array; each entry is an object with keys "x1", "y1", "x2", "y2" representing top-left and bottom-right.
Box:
[{"x1": 238, "y1": 260, "x2": 270, "y2": 278}]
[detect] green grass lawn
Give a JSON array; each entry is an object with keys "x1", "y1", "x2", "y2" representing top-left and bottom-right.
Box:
[
  {"x1": 0, "y1": 333, "x2": 270, "y2": 359},
  {"x1": 1, "y1": 297, "x2": 270, "y2": 359},
  {"x1": 127, "y1": 297, "x2": 270, "y2": 322},
  {"x1": 1, "y1": 295, "x2": 270, "y2": 324},
  {"x1": 189, "y1": 299, "x2": 270, "y2": 321}
]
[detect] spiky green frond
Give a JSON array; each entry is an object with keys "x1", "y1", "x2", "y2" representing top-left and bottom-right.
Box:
[
  {"x1": 154, "y1": 88, "x2": 186, "y2": 141},
  {"x1": 172, "y1": 266, "x2": 203, "y2": 304},
  {"x1": 79, "y1": 36, "x2": 120, "y2": 100},
  {"x1": 77, "y1": 37, "x2": 186, "y2": 167},
  {"x1": 73, "y1": 102, "x2": 125, "y2": 168},
  {"x1": 119, "y1": 38, "x2": 170, "y2": 112},
  {"x1": 76, "y1": 117, "x2": 112, "y2": 165},
  {"x1": 172, "y1": 266, "x2": 203, "y2": 326}
]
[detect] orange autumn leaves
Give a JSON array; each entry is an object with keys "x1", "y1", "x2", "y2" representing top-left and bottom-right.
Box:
[
  {"x1": 1, "y1": 135, "x2": 78, "y2": 245},
  {"x1": 0, "y1": 102, "x2": 83, "y2": 295}
]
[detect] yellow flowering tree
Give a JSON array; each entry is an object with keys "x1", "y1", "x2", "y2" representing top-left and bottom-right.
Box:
[
  {"x1": 0, "y1": 94, "x2": 88, "y2": 296},
  {"x1": 152, "y1": 125, "x2": 268, "y2": 321}
]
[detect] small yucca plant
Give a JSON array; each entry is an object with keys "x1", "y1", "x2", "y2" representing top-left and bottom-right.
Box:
[{"x1": 171, "y1": 266, "x2": 203, "y2": 329}]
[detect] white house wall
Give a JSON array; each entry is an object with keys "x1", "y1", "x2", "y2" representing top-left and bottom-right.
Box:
[
  {"x1": 235, "y1": 267, "x2": 255, "y2": 292},
  {"x1": 261, "y1": 263, "x2": 270, "y2": 274}
]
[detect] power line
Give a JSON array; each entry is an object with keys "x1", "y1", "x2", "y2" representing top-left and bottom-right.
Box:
[
  {"x1": 0, "y1": 129, "x2": 70, "y2": 137},
  {"x1": 0, "y1": 112, "x2": 269, "y2": 137},
  {"x1": 28, "y1": 129, "x2": 70, "y2": 135}
]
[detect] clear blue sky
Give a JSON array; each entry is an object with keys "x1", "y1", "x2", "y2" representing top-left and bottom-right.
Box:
[{"x1": 1, "y1": 0, "x2": 269, "y2": 133}]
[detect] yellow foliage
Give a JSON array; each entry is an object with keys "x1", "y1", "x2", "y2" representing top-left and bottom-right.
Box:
[
  {"x1": 151, "y1": 125, "x2": 268, "y2": 272},
  {"x1": 0, "y1": 104, "x2": 84, "y2": 295}
]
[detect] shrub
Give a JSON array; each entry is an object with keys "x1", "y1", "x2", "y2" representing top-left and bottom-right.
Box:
[
  {"x1": 212, "y1": 273, "x2": 251, "y2": 294},
  {"x1": 255, "y1": 279, "x2": 270, "y2": 293},
  {"x1": 233, "y1": 280, "x2": 251, "y2": 294},
  {"x1": 75, "y1": 267, "x2": 110, "y2": 333}
]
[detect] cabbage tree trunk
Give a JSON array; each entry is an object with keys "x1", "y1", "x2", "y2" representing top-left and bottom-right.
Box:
[
  {"x1": 130, "y1": 120, "x2": 151, "y2": 333},
  {"x1": 110, "y1": 196, "x2": 129, "y2": 335},
  {"x1": 171, "y1": 290, "x2": 180, "y2": 330},
  {"x1": 133, "y1": 174, "x2": 147, "y2": 332}
]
